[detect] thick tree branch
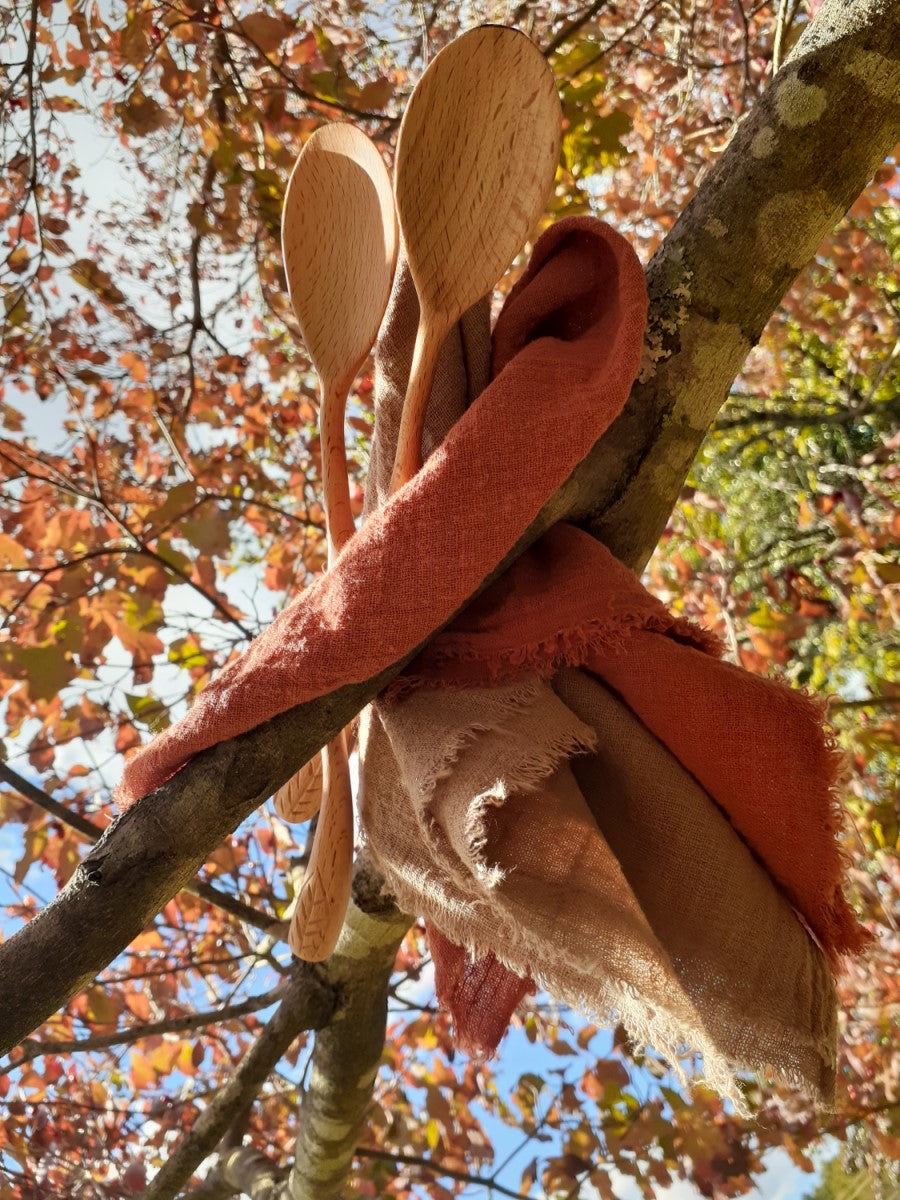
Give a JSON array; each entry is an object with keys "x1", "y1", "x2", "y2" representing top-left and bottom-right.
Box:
[
  {"x1": 0, "y1": 0, "x2": 896, "y2": 1066},
  {"x1": 284, "y1": 867, "x2": 410, "y2": 1200},
  {"x1": 147, "y1": 870, "x2": 407, "y2": 1200},
  {"x1": 0, "y1": 760, "x2": 286, "y2": 937},
  {"x1": 144, "y1": 961, "x2": 335, "y2": 1200},
  {"x1": 576, "y1": 0, "x2": 900, "y2": 567}
]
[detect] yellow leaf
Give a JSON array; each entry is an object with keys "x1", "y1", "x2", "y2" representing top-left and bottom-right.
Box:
[
  {"x1": 177, "y1": 1040, "x2": 197, "y2": 1076},
  {"x1": 130, "y1": 1051, "x2": 156, "y2": 1090},
  {"x1": 150, "y1": 1042, "x2": 180, "y2": 1075}
]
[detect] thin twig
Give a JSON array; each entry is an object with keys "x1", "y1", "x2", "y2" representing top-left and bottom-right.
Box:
[
  {"x1": 356, "y1": 1148, "x2": 535, "y2": 1200},
  {"x1": 544, "y1": 0, "x2": 610, "y2": 57},
  {"x1": 4, "y1": 987, "x2": 286, "y2": 1073},
  {"x1": 0, "y1": 759, "x2": 286, "y2": 936}
]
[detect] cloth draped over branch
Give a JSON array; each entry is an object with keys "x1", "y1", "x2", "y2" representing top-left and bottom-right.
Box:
[{"x1": 117, "y1": 218, "x2": 865, "y2": 1104}]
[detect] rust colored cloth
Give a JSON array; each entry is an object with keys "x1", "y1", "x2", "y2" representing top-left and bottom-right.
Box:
[
  {"x1": 356, "y1": 216, "x2": 860, "y2": 1102},
  {"x1": 388, "y1": 524, "x2": 859, "y2": 958},
  {"x1": 116, "y1": 218, "x2": 645, "y2": 808},
  {"x1": 116, "y1": 216, "x2": 863, "y2": 1101}
]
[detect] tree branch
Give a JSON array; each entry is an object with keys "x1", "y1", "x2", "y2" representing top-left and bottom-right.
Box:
[
  {"x1": 187, "y1": 1147, "x2": 284, "y2": 1199},
  {"x1": 575, "y1": 0, "x2": 900, "y2": 567},
  {"x1": 144, "y1": 961, "x2": 335, "y2": 1200},
  {"x1": 0, "y1": 0, "x2": 896, "y2": 1069},
  {"x1": 712, "y1": 395, "x2": 897, "y2": 431},
  {"x1": 544, "y1": 0, "x2": 610, "y2": 56},
  {"x1": 355, "y1": 1148, "x2": 533, "y2": 1200},
  {"x1": 5, "y1": 986, "x2": 287, "y2": 1073},
  {"x1": 830, "y1": 696, "x2": 899, "y2": 712},
  {"x1": 146, "y1": 869, "x2": 407, "y2": 1200},
  {"x1": 284, "y1": 866, "x2": 409, "y2": 1200},
  {"x1": 0, "y1": 759, "x2": 286, "y2": 937},
  {"x1": 192, "y1": 1144, "x2": 535, "y2": 1200}
]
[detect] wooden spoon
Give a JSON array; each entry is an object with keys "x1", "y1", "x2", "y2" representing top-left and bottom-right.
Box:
[
  {"x1": 282, "y1": 122, "x2": 398, "y2": 561},
  {"x1": 389, "y1": 25, "x2": 561, "y2": 493},
  {"x1": 278, "y1": 122, "x2": 398, "y2": 961}
]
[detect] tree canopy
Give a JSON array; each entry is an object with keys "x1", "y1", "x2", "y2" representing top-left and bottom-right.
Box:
[{"x1": 0, "y1": 1, "x2": 897, "y2": 1197}]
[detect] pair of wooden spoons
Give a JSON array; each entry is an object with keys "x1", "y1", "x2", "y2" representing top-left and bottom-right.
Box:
[{"x1": 277, "y1": 25, "x2": 562, "y2": 962}]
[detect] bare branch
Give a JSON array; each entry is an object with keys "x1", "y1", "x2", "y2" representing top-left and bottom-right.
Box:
[
  {"x1": 0, "y1": 759, "x2": 286, "y2": 937},
  {"x1": 544, "y1": 0, "x2": 610, "y2": 56},
  {"x1": 144, "y1": 961, "x2": 335, "y2": 1200},
  {"x1": 5, "y1": 986, "x2": 288, "y2": 1072},
  {"x1": 713, "y1": 398, "x2": 897, "y2": 430},
  {"x1": 355, "y1": 1148, "x2": 533, "y2": 1200},
  {"x1": 830, "y1": 696, "x2": 899, "y2": 712}
]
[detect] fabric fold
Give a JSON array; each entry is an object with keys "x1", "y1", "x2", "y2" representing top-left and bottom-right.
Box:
[
  {"x1": 116, "y1": 217, "x2": 647, "y2": 809},
  {"x1": 116, "y1": 214, "x2": 864, "y2": 1105}
]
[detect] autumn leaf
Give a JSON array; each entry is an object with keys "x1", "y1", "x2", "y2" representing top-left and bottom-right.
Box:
[
  {"x1": 239, "y1": 12, "x2": 291, "y2": 54},
  {"x1": 0, "y1": 532, "x2": 27, "y2": 568},
  {"x1": 130, "y1": 1051, "x2": 156, "y2": 1090},
  {"x1": 1, "y1": 644, "x2": 78, "y2": 702},
  {"x1": 70, "y1": 258, "x2": 126, "y2": 305}
]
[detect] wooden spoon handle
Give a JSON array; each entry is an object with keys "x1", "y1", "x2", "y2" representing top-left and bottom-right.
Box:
[
  {"x1": 389, "y1": 315, "x2": 446, "y2": 494},
  {"x1": 320, "y1": 381, "x2": 356, "y2": 563},
  {"x1": 289, "y1": 730, "x2": 354, "y2": 962},
  {"x1": 274, "y1": 753, "x2": 323, "y2": 823}
]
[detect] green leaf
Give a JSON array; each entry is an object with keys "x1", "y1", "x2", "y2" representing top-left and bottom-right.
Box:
[
  {"x1": 125, "y1": 693, "x2": 170, "y2": 731},
  {"x1": 8, "y1": 645, "x2": 78, "y2": 702}
]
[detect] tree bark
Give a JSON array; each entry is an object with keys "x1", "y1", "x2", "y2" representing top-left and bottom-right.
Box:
[
  {"x1": 148, "y1": 868, "x2": 409, "y2": 1200},
  {"x1": 144, "y1": 962, "x2": 335, "y2": 1200},
  {"x1": 569, "y1": 0, "x2": 900, "y2": 568},
  {"x1": 0, "y1": 13, "x2": 897, "y2": 1200},
  {"x1": 285, "y1": 867, "x2": 410, "y2": 1200}
]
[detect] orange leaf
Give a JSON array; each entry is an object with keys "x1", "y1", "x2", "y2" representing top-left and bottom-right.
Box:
[
  {"x1": 240, "y1": 12, "x2": 290, "y2": 53},
  {"x1": 130, "y1": 1051, "x2": 156, "y2": 1090},
  {"x1": 119, "y1": 351, "x2": 148, "y2": 382}
]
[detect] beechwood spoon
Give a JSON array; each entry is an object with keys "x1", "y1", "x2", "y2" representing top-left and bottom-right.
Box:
[
  {"x1": 389, "y1": 24, "x2": 562, "y2": 493},
  {"x1": 278, "y1": 123, "x2": 398, "y2": 961}
]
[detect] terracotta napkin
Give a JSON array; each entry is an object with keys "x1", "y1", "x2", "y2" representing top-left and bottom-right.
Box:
[
  {"x1": 117, "y1": 218, "x2": 863, "y2": 1101},
  {"x1": 359, "y1": 218, "x2": 861, "y2": 1102}
]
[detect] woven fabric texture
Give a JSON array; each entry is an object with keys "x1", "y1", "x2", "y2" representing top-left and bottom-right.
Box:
[
  {"x1": 116, "y1": 217, "x2": 863, "y2": 1101},
  {"x1": 116, "y1": 218, "x2": 645, "y2": 808}
]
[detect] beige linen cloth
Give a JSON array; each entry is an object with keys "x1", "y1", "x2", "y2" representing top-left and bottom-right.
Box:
[{"x1": 358, "y1": 250, "x2": 838, "y2": 1105}]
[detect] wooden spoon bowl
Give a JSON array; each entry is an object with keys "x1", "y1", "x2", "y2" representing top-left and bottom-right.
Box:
[
  {"x1": 283, "y1": 123, "x2": 398, "y2": 557},
  {"x1": 390, "y1": 25, "x2": 562, "y2": 491}
]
